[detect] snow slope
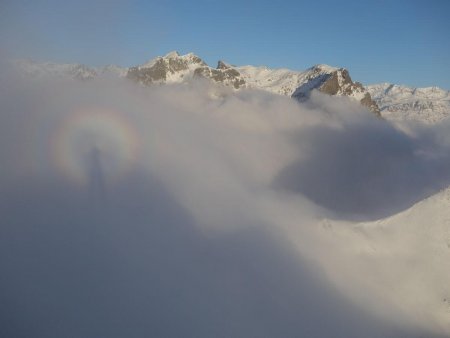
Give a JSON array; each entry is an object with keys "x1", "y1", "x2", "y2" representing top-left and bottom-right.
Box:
[
  {"x1": 296, "y1": 186, "x2": 450, "y2": 335},
  {"x1": 367, "y1": 83, "x2": 450, "y2": 124},
  {"x1": 235, "y1": 63, "x2": 379, "y2": 113},
  {"x1": 235, "y1": 64, "x2": 328, "y2": 96}
]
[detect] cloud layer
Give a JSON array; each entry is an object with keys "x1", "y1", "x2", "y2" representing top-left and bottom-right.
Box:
[{"x1": 1, "y1": 72, "x2": 449, "y2": 337}]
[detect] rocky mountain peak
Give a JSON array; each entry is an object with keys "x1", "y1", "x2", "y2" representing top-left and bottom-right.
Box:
[
  {"x1": 127, "y1": 52, "x2": 207, "y2": 85},
  {"x1": 217, "y1": 60, "x2": 232, "y2": 70},
  {"x1": 293, "y1": 67, "x2": 380, "y2": 115}
]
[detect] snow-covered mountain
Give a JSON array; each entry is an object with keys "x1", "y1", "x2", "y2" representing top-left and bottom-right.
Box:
[
  {"x1": 367, "y1": 83, "x2": 450, "y2": 124},
  {"x1": 15, "y1": 52, "x2": 450, "y2": 122},
  {"x1": 14, "y1": 59, "x2": 128, "y2": 80},
  {"x1": 13, "y1": 51, "x2": 380, "y2": 115},
  {"x1": 14, "y1": 59, "x2": 99, "y2": 80},
  {"x1": 16, "y1": 52, "x2": 450, "y2": 123},
  {"x1": 236, "y1": 63, "x2": 380, "y2": 114},
  {"x1": 125, "y1": 52, "x2": 380, "y2": 114},
  {"x1": 127, "y1": 51, "x2": 206, "y2": 85},
  {"x1": 295, "y1": 185, "x2": 450, "y2": 334}
]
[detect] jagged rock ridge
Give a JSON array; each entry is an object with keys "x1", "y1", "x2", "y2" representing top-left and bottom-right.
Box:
[
  {"x1": 291, "y1": 66, "x2": 379, "y2": 115},
  {"x1": 127, "y1": 51, "x2": 206, "y2": 85}
]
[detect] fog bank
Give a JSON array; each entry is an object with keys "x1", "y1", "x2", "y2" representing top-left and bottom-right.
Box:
[{"x1": 1, "y1": 73, "x2": 449, "y2": 337}]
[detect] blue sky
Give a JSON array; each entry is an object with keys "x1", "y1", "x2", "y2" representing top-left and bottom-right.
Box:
[{"x1": 1, "y1": 0, "x2": 449, "y2": 88}]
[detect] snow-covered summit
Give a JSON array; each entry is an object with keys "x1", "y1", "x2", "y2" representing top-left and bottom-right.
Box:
[
  {"x1": 164, "y1": 50, "x2": 180, "y2": 59},
  {"x1": 310, "y1": 64, "x2": 339, "y2": 73},
  {"x1": 128, "y1": 51, "x2": 207, "y2": 84}
]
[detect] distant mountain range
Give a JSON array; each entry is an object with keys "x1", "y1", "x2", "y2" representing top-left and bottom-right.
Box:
[
  {"x1": 14, "y1": 51, "x2": 450, "y2": 123},
  {"x1": 367, "y1": 83, "x2": 450, "y2": 124}
]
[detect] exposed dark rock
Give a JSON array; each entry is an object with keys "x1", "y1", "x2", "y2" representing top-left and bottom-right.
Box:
[
  {"x1": 194, "y1": 66, "x2": 246, "y2": 89},
  {"x1": 126, "y1": 53, "x2": 207, "y2": 85},
  {"x1": 127, "y1": 59, "x2": 167, "y2": 85},
  {"x1": 319, "y1": 72, "x2": 340, "y2": 95},
  {"x1": 293, "y1": 67, "x2": 381, "y2": 116},
  {"x1": 217, "y1": 60, "x2": 230, "y2": 70},
  {"x1": 360, "y1": 93, "x2": 381, "y2": 115}
]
